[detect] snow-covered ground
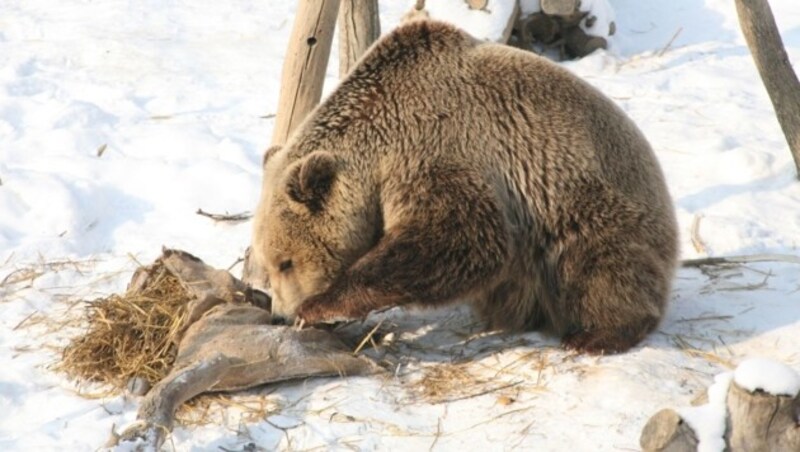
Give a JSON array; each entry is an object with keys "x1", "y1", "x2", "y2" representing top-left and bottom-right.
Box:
[{"x1": 2, "y1": 0, "x2": 799, "y2": 450}]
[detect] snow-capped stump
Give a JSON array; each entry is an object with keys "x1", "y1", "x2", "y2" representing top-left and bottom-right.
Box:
[
  {"x1": 727, "y1": 358, "x2": 800, "y2": 451},
  {"x1": 640, "y1": 358, "x2": 800, "y2": 452}
]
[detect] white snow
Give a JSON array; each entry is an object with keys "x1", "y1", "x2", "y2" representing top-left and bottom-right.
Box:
[
  {"x1": 734, "y1": 357, "x2": 800, "y2": 396},
  {"x1": 519, "y1": 0, "x2": 542, "y2": 16},
  {"x1": 420, "y1": 0, "x2": 518, "y2": 42},
  {"x1": 678, "y1": 372, "x2": 733, "y2": 452},
  {"x1": 1, "y1": 0, "x2": 800, "y2": 451}
]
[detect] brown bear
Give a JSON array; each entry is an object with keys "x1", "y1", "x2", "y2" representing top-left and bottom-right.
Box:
[{"x1": 249, "y1": 20, "x2": 678, "y2": 354}]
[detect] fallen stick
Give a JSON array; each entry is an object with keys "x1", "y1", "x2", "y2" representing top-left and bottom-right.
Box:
[
  {"x1": 657, "y1": 27, "x2": 683, "y2": 57},
  {"x1": 195, "y1": 208, "x2": 252, "y2": 223},
  {"x1": 681, "y1": 253, "x2": 800, "y2": 267},
  {"x1": 689, "y1": 214, "x2": 706, "y2": 254}
]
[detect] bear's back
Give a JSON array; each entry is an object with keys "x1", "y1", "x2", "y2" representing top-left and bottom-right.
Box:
[
  {"x1": 463, "y1": 43, "x2": 671, "y2": 216},
  {"x1": 291, "y1": 20, "x2": 673, "y2": 228}
]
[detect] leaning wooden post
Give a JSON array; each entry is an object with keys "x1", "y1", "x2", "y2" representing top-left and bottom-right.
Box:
[
  {"x1": 338, "y1": 0, "x2": 380, "y2": 78},
  {"x1": 271, "y1": 0, "x2": 341, "y2": 147},
  {"x1": 735, "y1": 0, "x2": 800, "y2": 179}
]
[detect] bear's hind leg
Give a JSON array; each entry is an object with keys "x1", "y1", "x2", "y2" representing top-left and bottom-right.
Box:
[
  {"x1": 475, "y1": 278, "x2": 546, "y2": 332},
  {"x1": 554, "y1": 240, "x2": 673, "y2": 355}
]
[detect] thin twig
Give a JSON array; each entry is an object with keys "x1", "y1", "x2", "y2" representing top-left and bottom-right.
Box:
[
  {"x1": 682, "y1": 253, "x2": 800, "y2": 267},
  {"x1": 676, "y1": 315, "x2": 734, "y2": 323},
  {"x1": 434, "y1": 380, "x2": 524, "y2": 404},
  {"x1": 13, "y1": 310, "x2": 38, "y2": 330},
  {"x1": 227, "y1": 256, "x2": 245, "y2": 272},
  {"x1": 716, "y1": 271, "x2": 772, "y2": 292},
  {"x1": 690, "y1": 214, "x2": 707, "y2": 254},
  {"x1": 658, "y1": 27, "x2": 683, "y2": 56},
  {"x1": 429, "y1": 417, "x2": 442, "y2": 452},
  {"x1": 195, "y1": 209, "x2": 253, "y2": 223},
  {"x1": 353, "y1": 319, "x2": 384, "y2": 355}
]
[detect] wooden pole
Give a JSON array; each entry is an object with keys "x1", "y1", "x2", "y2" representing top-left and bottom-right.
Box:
[
  {"x1": 735, "y1": 0, "x2": 800, "y2": 179},
  {"x1": 271, "y1": 0, "x2": 341, "y2": 147},
  {"x1": 338, "y1": 0, "x2": 380, "y2": 79}
]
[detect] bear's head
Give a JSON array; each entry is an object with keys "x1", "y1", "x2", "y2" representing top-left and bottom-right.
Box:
[{"x1": 249, "y1": 145, "x2": 380, "y2": 321}]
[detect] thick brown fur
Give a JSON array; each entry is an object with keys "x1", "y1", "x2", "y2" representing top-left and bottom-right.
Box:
[{"x1": 250, "y1": 20, "x2": 679, "y2": 354}]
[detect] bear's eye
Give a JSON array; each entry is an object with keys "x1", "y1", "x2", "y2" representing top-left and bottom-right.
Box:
[{"x1": 279, "y1": 260, "x2": 293, "y2": 272}]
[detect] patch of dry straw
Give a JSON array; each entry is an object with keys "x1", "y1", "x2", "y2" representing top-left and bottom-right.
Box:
[{"x1": 57, "y1": 262, "x2": 189, "y2": 390}]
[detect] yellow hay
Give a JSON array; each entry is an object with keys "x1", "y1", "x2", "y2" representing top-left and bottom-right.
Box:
[{"x1": 58, "y1": 262, "x2": 189, "y2": 389}]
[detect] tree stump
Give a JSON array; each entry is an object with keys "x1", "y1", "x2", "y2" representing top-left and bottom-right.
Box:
[
  {"x1": 726, "y1": 381, "x2": 800, "y2": 451},
  {"x1": 337, "y1": 0, "x2": 380, "y2": 79},
  {"x1": 735, "y1": 0, "x2": 800, "y2": 179},
  {"x1": 641, "y1": 359, "x2": 800, "y2": 452},
  {"x1": 271, "y1": 0, "x2": 341, "y2": 146},
  {"x1": 541, "y1": 0, "x2": 579, "y2": 16}
]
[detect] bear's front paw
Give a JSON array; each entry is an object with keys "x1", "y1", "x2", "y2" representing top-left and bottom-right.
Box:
[
  {"x1": 562, "y1": 327, "x2": 643, "y2": 355},
  {"x1": 296, "y1": 292, "x2": 357, "y2": 325}
]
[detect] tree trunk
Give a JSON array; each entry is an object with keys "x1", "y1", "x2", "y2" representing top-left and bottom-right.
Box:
[
  {"x1": 271, "y1": 0, "x2": 341, "y2": 147},
  {"x1": 338, "y1": 0, "x2": 380, "y2": 79},
  {"x1": 735, "y1": 0, "x2": 800, "y2": 179}
]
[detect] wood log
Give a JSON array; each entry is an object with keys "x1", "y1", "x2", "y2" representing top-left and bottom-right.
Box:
[
  {"x1": 735, "y1": 0, "x2": 800, "y2": 178},
  {"x1": 541, "y1": 0, "x2": 579, "y2": 16},
  {"x1": 726, "y1": 381, "x2": 800, "y2": 451},
  {"x1": 563, "y1": 24, "x2": 607, "y2": 58},
  {"x1": 639, "y1": 408, "x2": 698, "y2": 452},
  {"x1": 466, "y1": 0, "x2": 488, "y2": 10},
  {"x1": 271, "y1": 0, "x2": 341, "y2": 147},
  {"x1": 527, "y1": 13, "x2": 560, "y2": 45},
  {"x1": 338, "y1": 0, "x2": 380, "y2": 79}
]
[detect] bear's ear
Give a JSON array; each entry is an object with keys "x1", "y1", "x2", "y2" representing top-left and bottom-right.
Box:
[{"x1": 285, "y1": 151, "x2": 338, "y2": 211}]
